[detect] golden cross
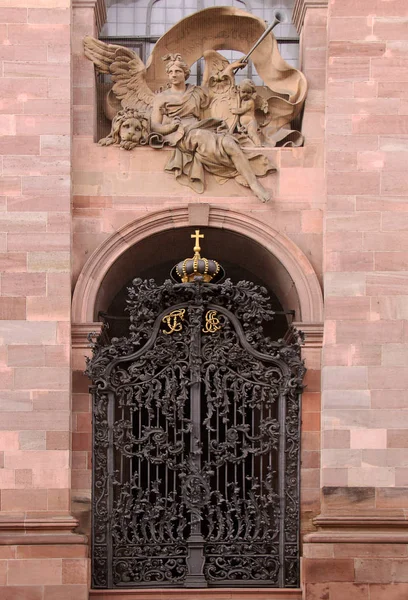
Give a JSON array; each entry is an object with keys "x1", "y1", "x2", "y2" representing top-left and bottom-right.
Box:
[{"x1": 191, "y1": 229, "x2": 204, "y2": 252}]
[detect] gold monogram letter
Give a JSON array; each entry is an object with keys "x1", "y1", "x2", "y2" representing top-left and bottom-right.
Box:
[
  {"x1": 202, "y1": 310, "x2": 222, "y2": 334},
  {"x1": 162, "y1": 309, "x2": 186, "y2": 335}
]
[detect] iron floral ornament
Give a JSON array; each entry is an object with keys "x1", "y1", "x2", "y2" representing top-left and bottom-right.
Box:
[{"x1": 87, "y1": 273, "x2": 305, "y2": 589}]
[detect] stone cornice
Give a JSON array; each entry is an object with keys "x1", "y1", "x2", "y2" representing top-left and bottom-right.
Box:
[
  {"x1": 285, "y1": 322, "x2": 324, "y2": 349},
  {"x1": 72, "y1": 322, "x2": 103, "y2": 349},
  {"x1": 292, "y1": 0, "x2": 328, "y2": 34},
  {"x1": 304, "y1": 514, "x2": 408, "y2": 543},
  {"x1": 296, "y1": 322, "x2": 324, "y2": 348},
  {"x1": 72, "y1": 0, "x2": 107, "y2": 34},
  {"x1": 89, "y1": 589, "x2": 303, "y2": 599},
  {"x1": 0, "y1": 515, "x2": 87, "y2": 545}
]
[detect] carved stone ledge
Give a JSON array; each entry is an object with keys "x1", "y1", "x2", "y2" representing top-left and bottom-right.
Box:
[
  {"x1": 285, "y1": 322, "x2": 323, "y2": 349},
  {"x1": 0, "y1": 515, "x2": 88, "y2": 545},
  {"x1": 304, "y1": 514, "x2": 408, "y2": 544},
  {"x1": 72, "y1": 207, "x2": 324, "y2": 325},
  {"x1": 292, "y1": 0, "x2": 329, "y2": 34},
  {"x1": 72, "y1": 321, "x2": 103, "y2": 350},
  {"x1": 73, "y1": 0, "x2": 107, "y2": 34}
]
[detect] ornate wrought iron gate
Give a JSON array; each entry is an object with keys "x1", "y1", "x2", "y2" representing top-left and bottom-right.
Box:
[{"x1": 88, "y1": 272, "x2": 305, "y2": 589}]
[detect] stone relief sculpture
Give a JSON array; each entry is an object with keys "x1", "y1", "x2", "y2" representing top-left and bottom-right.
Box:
[
  {"x1": 232, "y1": 79, "x2": 266, "y2": 147},
  {"x1": 149, "y1": 53, "x2": 273, "y2": 202},
  {"x1": 99, "y1": 109, "x2": 150, "y2": 150},
  {"x1": 83, "y1": 7, "x2": 307, "y2": 202}
]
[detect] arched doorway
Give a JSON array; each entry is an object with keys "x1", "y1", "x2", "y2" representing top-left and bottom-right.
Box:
[
  {"x1": 87, "y1": 228, "x2": 305, "y2": 588},
  {"x1": 72, "y1": 207, "x2": 323, "y2": 592}
]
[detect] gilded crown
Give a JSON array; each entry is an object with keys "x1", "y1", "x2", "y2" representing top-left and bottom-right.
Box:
[{"x1": 174, "y1": 230, "x2": 221, "y2": 283}]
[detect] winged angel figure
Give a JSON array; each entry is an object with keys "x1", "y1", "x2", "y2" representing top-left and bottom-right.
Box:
[
  {"x1": 84, "y1": 37, "x2": 277, "y2": 202},
  {"x1": 83, "y1": 6, "x2": 308, "y2": 202}
]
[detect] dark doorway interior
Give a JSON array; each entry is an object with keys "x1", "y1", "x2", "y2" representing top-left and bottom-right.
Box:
[{"x1": 96, "y1": 226, "x2": 298, "y2": 341}]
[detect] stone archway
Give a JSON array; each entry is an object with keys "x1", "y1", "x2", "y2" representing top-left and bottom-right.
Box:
[
  {"x1": 72, "y1": 205, "x2": 323, "y2": 329},
  {"x1": 71, "y1": 205, "x2": 324, "y2": 594}
]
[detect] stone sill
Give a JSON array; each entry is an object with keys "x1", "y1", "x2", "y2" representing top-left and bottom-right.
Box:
[
  {"x1": 74, "y1": 137, "x2": 316, "y2": 154},
  {"x1": 89, "y1": 589, "x2": 302, "y2": 600},
  {"x1": 72, "y1": 139, "x2": 324, "y2": 176}
]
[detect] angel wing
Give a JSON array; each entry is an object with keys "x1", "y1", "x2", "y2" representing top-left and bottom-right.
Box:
[{"x1": 83, "y1": 36, "x2": 155, "y2": 115}]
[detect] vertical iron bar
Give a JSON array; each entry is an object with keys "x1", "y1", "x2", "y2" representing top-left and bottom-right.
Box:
[
  {"x1": 138, "y1": 406, "x2": 141, "y2": 502},
  {"x1": 278, "y1": 389, "x2": 287, "y2": 588},
  {"x1": 175, "y1": 380, "x2": 178, "y2": 511},
  {"x1": 120, "y1": 406, "x2": 124, "y2": 486},
  {"x1": 225, "y1": 380, "x2": 228, "y2": 543},
  {"x1": 234, "y1": 384, "x2": 237, "y2": 487},
  {"x1": 216, "y1": 405, "x2": 220, "y2": 493},
  {"x1": 147, "y1": 405, "x2": 151, "y2": 491},
  {"x1": 165, "y1": 385, "x2": 169, "y2": 507},
  {"x1": 156, "y1": 400, "x2": 159, "y2": 488},
  {"x1": 91, "y1": 389, "x2": 98, "y2": 586},
  {"x1": 295, "y1": 391, "x2": 302, "y2": 585},
  {"x1": 184, "y1": 303, "x2": 207, "y2": 588},
  {"x1": 107, "y1": 391, "x2": 115, "y2": 588},
  {"x1": 251, "y1": 391, "x2": 254, "y2": 489},
  {"x1": 268, "y1": 389, "x2": 271, "y2": 486},
  {"x1": 243, "y1": 385, "x2": 246, "y2": 502}
]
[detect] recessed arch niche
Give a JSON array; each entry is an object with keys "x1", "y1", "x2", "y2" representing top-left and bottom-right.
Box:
[{"x1": 71, "y1": 206, "x2": 323, "y2": 332}]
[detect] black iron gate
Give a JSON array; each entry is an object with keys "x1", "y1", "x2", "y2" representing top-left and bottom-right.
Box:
[{"x1": 87, "y1": 273, "x2": 305, "y2": 589}]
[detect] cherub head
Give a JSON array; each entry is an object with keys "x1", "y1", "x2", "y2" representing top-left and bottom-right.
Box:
[
  {"x1": 162, "y1": 53, "x2": 191, "y2": 81},
  {"x1": 107, "y1": 109, "x2": 149, "y2": 150},
  {"x1": 238, "y1": 79, "x2": 257, "y2": 101}
]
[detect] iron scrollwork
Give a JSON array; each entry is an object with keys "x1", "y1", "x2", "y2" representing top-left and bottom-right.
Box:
[{"x1": 87, "y1": 277, "x2": 305, "y2": 589}]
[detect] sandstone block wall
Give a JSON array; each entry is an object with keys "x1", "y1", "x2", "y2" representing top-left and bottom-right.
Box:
[
  {"x1": 322, "y1": 0, "x2": 408, "y2": 514},
  {"x1": 0, "y1": 0, "x2": 407, "y2": 597},
  {"x1": 0, "y1": 1, "x2": 88, "y2": 598},
  {"x1": 303, "y1": 0, "x2": 408, "y2": 597}
]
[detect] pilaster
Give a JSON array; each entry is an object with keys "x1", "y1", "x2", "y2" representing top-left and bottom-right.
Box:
[
  {"x1": 73, "y1": 0, "x2": 107, "y2": 36},
  {"x1": 293, "y1": 0, "x2": 329, "y2": 35}
]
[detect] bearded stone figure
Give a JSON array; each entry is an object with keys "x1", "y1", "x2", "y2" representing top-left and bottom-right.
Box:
[{"x1": 83, "y1": 7, "x2": 307, "y2": 202}]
